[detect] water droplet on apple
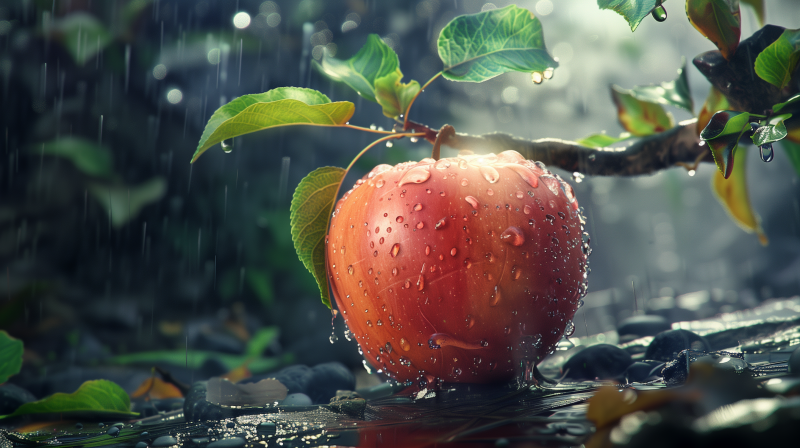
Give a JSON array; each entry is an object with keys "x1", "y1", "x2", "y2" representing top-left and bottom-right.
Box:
[
  {"x1": 435, "y1": 218, "x2": 447, "y2": 229},
  {"x1": 511, "y1": 265, "x2": 521, "y2": 280},
  {"x1": 500, "y1": 226, "x2": 525, "y2": 246},
  {"x1": 523, "y1": 204, "x2": 532, "y2": 214},
  {"x1": 490, "y1": 286, "x2": 502, "y2": 306},
  {"x1": 486, "y1": 188, "x2": 494, "y2": 196},
  {"x1": 465, "y1": 196, "x2": 479, "y2": 209},
  {"x1": 425, "y1": 245, "x2": 431, "y2": 255},
  {"x1": 515, "y1": 191, "x2": 524, "y2": 199},
  {"x1": 400, "y1": 338, "x2": 411, "y2": 351},
  {"x1": 398, "y1": 165, "x2": 431, "y2": 186},
  {"x1": 390, "y1": 243, "x2": 400, "y2": 257},
  {"x1": 461, "y1": 178, "x2": 469, "y2": 186},
  {"x1": 396, "y1": 216, "x2": 404, "y2": 223},
  {"x1": 564, "y1": 320, "x2": 575, "y2": 337},
  {"x1": 376, "y1": 179, "x2": 385, "y2": 188},
  {"x1": 540, "y1": 175, "x2": 560, "y2": 196},
  {"x1": 450, "y1": 247, "x2": 458, "y2": 256},
  {"x1": 347, "y1": 265, "x2": 354, "y2": 275},
  {"x1": 413, "y1": 203, "x2": 423, "y2": 211},
  {"x1": 466, "y1": 315, "x2": 474, "y2": 328},
  {"x1": 458, "y1": 159, "x2": 468, "y2": 169},
  {"x1": 464, "y1": 258, "x2": 472, "y2": 269},
  {"x1": 417, "y1": 274, "x2": 425, "y2": 291},
  {"x1": 479, "y1": 165, "x2": 500, "y2": 183}
]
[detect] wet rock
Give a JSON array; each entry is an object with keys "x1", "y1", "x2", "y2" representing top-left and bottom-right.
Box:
[
  {"x1": 329, "y1": 392, "x2": 366, "y2": 419},
  {"x1": 151, "y1": 436, "x2": 178, "y2": 447},
  {"x1": 135, "y1": 442, "x2": 148, "y2": 448},
  {"x1": 225, "y1": 421, "x2": 235, "y2": 428},
  {"x1": 662, "y1": 350, "x2": 751, "y2": 386},
  {"x1": 789, "y1": 345, "x2": 800, "y2": 375},
  {"x1": 562, "y1": 344, "x2": 632, "y2": 380},
  {"x1": 256, "y1": 422, "x2": 277, "y2": 437},
  {"x1": 0, "y1": 384, "x2": 36, "y2": 415},
  {"x1": 617, "y1": 315, "x2": 671, "y2": 337},
  {"x1": 306, "y1": 362, "x2": 356, "y2": 404},
  {"x1": 645, "y1": 329, "x2": 709, "y2": 362},
  {"x1": 282, "y1": 393, "x2": 312, "y2": 406},
  {"x1": 241, "y1": 365, "x2": 311, "y2": 396},
  {"x1": 206, "y1": 437, "x2": 245, "y2": 448},
  {"x1": 625, "y1": 361, "x2": 665, "y2": 383},
  {"x1": 106, "y1": 426, "x2": 120, "y2": 437}
]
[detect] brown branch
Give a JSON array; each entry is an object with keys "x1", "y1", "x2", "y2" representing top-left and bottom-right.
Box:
[
  {"x1": 441, "y1": 119, "x2": 712, "y2": 176},
  {"x1": 431, "y1": 125, "x2": 455, "y2": 161}
]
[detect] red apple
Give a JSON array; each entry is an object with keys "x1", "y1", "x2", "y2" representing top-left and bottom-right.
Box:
[{"x1": 327, "y1": 150, "x2": 589, "y2": 385}]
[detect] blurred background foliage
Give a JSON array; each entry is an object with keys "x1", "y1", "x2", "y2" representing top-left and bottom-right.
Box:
[{"x1": 0, "y1": 0, "x2": 798, "y2": 394}]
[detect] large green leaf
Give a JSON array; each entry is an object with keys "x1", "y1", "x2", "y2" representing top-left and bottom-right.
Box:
[
  {"x1": 576, "y1": 132, "x2": 632, "y2": 148},
  {"x1": 0, "y1": 380, "x2": 137, "y2": 419},
  {"x1": 782, "y1": 139, "x2": 800, "y2": 176},
  {"x1": 597, "y1": 0, "x2": 660, "y2": 32},
  {"x1": 37, "y1": 137, "x2": 114, "y2": 178},
  {"x1": 88, "y1": 177, "x2": 166, "y2": 227},
  {"x1": 193, "y1": 88, "x2": 355, "y2": 163},
  {"x1": 290, "y1": 167, "x2": 346, "y2": 308},
  {"x1": 752, "y1": 116, "x2": 790, "y2": 147},
  {"x1": 628, "y1": 58, "x2": 694, "y2": 113},
  {"x1": 437, "y1": 5, "x2": 557, "y2": 82},
  {"x1": 686, "y1": 0, "x2": 741, "y2": 60},
  {"x1": 773, "y1": 94, "x2": 800, "y2": 114},
  {"x1": 754, "y1": 29, "x2": 800, "y2": 89},
  {"x1": 711, "y1": 150, "x2": 767, "y2": 245},
  {"x1": 700, "y1": 110, "x2": 751, "y2": 178},
  {"x1": 374, "y1": 69, "x2": 421, "y2": 119},
  {"x1": 316, "y1": 34, "x2": 399, "y2": 103},
  {"x1": 50, "y1": 12, "x2": 113, "y2": 66},
  {"x1": 611, "y1": 85, "x2": 675, "y2": 136},
  {"x1": 0, "y1": 331, "x2": 23, "y2": 384}
]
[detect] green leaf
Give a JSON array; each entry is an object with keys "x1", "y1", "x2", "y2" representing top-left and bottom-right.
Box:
[
  {"x1": 628, "y1": 58, "x2": 694, "y2": 113},
  {"x1": 781, "y1": 139, "x2": 800, "y2": 176},
  {"x1": 752, "y1": 119, "x2": 789, "y2": 147},
  {"x1": 437, "y1": 5, "x2": 558, "y2": 82},
  {"x1": 0, "y1": 331, "x2": 23, "y2": 384},
  {"x1": 576, "y1": 132, "x2": 632, "y2": 148},
  {"x1": 711, "y1": 150, "x2": 768, "y2": 245},
  {"x1": 773, "y1": 94, "x2": 800, "y2": 114},
  {"x1": 740, "y1": 0, "x2": 765, "y2": 26},
  {"x1": 0, "y1": 380, "x2": 137, "y2": 419},
  {"x1": 245, "y1": 327, "x2": 280, "y2": 358},
  {"x1": 597, "y1": 0, "x2": 660, "y2": 32},
  {"x1": 37, "y1": 137, "x2": 114, "y2": 178},
  {"x1": 611, "y1": 85, "x2": 675, "y2": 136},
  {"x1": 50, "y1": 12, "x2": 113, "y2": 66},
  {"x1": 193, "y1": 88, "x2": 355, "y2": 163},
  {"x1": 686, "y1": 0, "x2": 741, "y2": 60},
  {"x1": 700, "y1": 110, "x2": 751, "y2": 178},
  {"x1": 755, "y1": 29, "x2": 800, "y2": 89},
  {"x1": 374, "y1": 69, "x2": 421, "y2": 118},
  {"x1": 316, "y1": 34, "x2": 399, "y2": 103},
  {"x1": 87, "y1": 177, "x2": 167, "y2": 227},
  {"x1": 246, "y1": 268, "x2": 275, "y2": 306},
  {"x1": 109, "y1": 351, "x2": 286, "y2": 373},
  {"x1": 290, "y1": 167, "x2": 346, "y2": 308}
]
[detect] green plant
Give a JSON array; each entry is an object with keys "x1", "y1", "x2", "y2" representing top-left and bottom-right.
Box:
[{"x1": 191, "y1": 2, "x2": 799, "y2": 383}]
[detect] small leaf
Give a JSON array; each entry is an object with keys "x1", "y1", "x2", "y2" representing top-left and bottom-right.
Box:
[
  {"x1": 597, "y1": 0, "x2": 660, "y2": 32},
  {"x1": 88, "y1": 177, "x2": 167, "y2": 227},
  {"x1": 611, "y1": 85, "x2": 675, "y2": 136},
  {"x1": 781, "y1": 139, "x2": 800, "y2": 176},
  {"x1": 754, "y1": 29, "x2": 800, "y2": 89},
  {"x1": 0, "y1": 380, "x2": 137, "y2": 419},
  {"x1": 740, "y1": 0, "x2": 765, "y2": 26},
  {"x1": 697, "y1": 86, "x2": 731, "y2": 137},
  {"x1": 628, "y1": 58, "x2": 694, "y2": 113},
  {"x1": 0, "y1": 330, "x2": 23, "y2": 384},
  {"x1": 130, "y1": 376, "x2": 183, "y2": 400},
  {"x1": 374, "y1": 69, "x2": 421, "y2": 119},
  {"x1": 245, "y1": 327, "x2": 280, "y2": 358},
  {"x1": 49, "y1": 12, "x2": 113, "y2": 66},
  {"x1": 316, "y1": 34, "x2": 399, "y2": 103},
  {"x1": 700, "y1": 110, "x2": 751, "y2": 178},
  {"x1": 437, "y1": 5, "x2": 558, "y2": 82},
  {"x1": 773, "y1": 93, "x2": 800, "y2": 114},
  {"x1": 109, "y1": 350, "x2": 286, "y2": 373},
  {"x1": 712, "y1": 151, "x2": 768, "y2": 245},
  {"x1": 686, "y1": 0, "x2": 741, "y2": 60},
  {"x1": 193, "y1": 88, "x2": 355, "y2": 163},
  {"x1": 576, "y1": 132, "x2": 632, "y2": 148},
  {"x1": 752, "y1": 119, "x2": 789, "y2": 147},
  {"x1": 37, "y1": 137, "x2": 114, "y2": 178},
  {"x1": 290, "y1": 167, "x2": 347, "y2": 308}
]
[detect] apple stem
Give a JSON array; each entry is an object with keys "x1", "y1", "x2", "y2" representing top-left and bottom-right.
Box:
[{"x1": 431, "y1": 125, "x2": 456, "y2": 161}]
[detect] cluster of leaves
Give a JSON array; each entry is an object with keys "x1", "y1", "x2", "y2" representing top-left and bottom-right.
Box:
[{"x1": 192, "y1": 5, "x2": 560, "y2": 307}]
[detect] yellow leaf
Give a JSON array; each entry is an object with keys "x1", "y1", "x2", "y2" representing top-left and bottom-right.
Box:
[
  {"x1": 712, "y1": 153, "x2": 768, "y2": 245},
  {"x1": 130, "y1": 376, "x2": 183, "y2": 400}
]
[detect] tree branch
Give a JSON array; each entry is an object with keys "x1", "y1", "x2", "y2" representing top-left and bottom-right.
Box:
[{"x1": 442, "y1": 119, "x2": 712, "y2": 176}]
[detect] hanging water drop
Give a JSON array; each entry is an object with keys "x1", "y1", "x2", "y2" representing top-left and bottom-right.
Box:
[
  {"x1": 759, "y1": 143, "x2": 774, "y2": 162},
  {"x1": 651, "y1": 4, "x2": 667, "y2": 22},
  {"x1": 221, "y1": 140, "x2": 233, "y2": 153}
]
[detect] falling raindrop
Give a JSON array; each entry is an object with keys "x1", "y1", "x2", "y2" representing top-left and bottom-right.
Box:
[{"x1": 531, "y1": 71, "x2": 543, "y2": 84}]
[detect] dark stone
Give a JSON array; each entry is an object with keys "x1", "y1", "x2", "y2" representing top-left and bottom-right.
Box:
[
  {"x1": 645, "y1": 329, "x2": 710, "y2": 362},
  {"x1": 135, "y1": 442, "x2": 148, "y2": 448},
  {"x1": 151, "y1": 436, "x2": 178, "y2": 447},
  {"x1": 617, "y1": 315, "x2": 671, "y2": 337},
  {"x1": 562, "y1": 344, "x2": 633, "y2": 380},
  {"x1": 75, "y1": 423, "x2": 83, "y2": 430},
  {"x1": 789, "y1": 345, "x2": 800, "y2": 375},
  {"x1": 625, "y1": 361, "x2": 665, "y2": 383},
  {"x1": 306, "y1": 362, "x2": 355, "y2": 404},
  {"x1": 153, "y1": 398, "x2": 185, "y2": 412},
  {"x1": 241, "y1": 365, "x2": 312, "y2": 396},
  {"x1": 256, "y1": 422, "x2": 277, "y2": 437},
  {"x1": 0, "y1": 384, "x2": 36, "y2": 415},
  {"x1": 281, "y1": 393, "x2": 312, "y2": 406},
  {"x1": 206, "y1": 437, "x2": 245, "y2": 448},
  {"x1": 329, "y1": 397, "x2": 366, "y2": 419}
]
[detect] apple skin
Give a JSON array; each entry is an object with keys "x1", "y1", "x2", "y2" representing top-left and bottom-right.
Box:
[{"x1": 327, "y1": 150, "x2": 589, "y2": 385}]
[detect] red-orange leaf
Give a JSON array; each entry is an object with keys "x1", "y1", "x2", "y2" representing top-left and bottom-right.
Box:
[
  {"x1": 130, "y1": 376, "x2": 183, "y2": 400},
  {"x1": 686, "y1": 0, "x2": 741, "y2": 60}
]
